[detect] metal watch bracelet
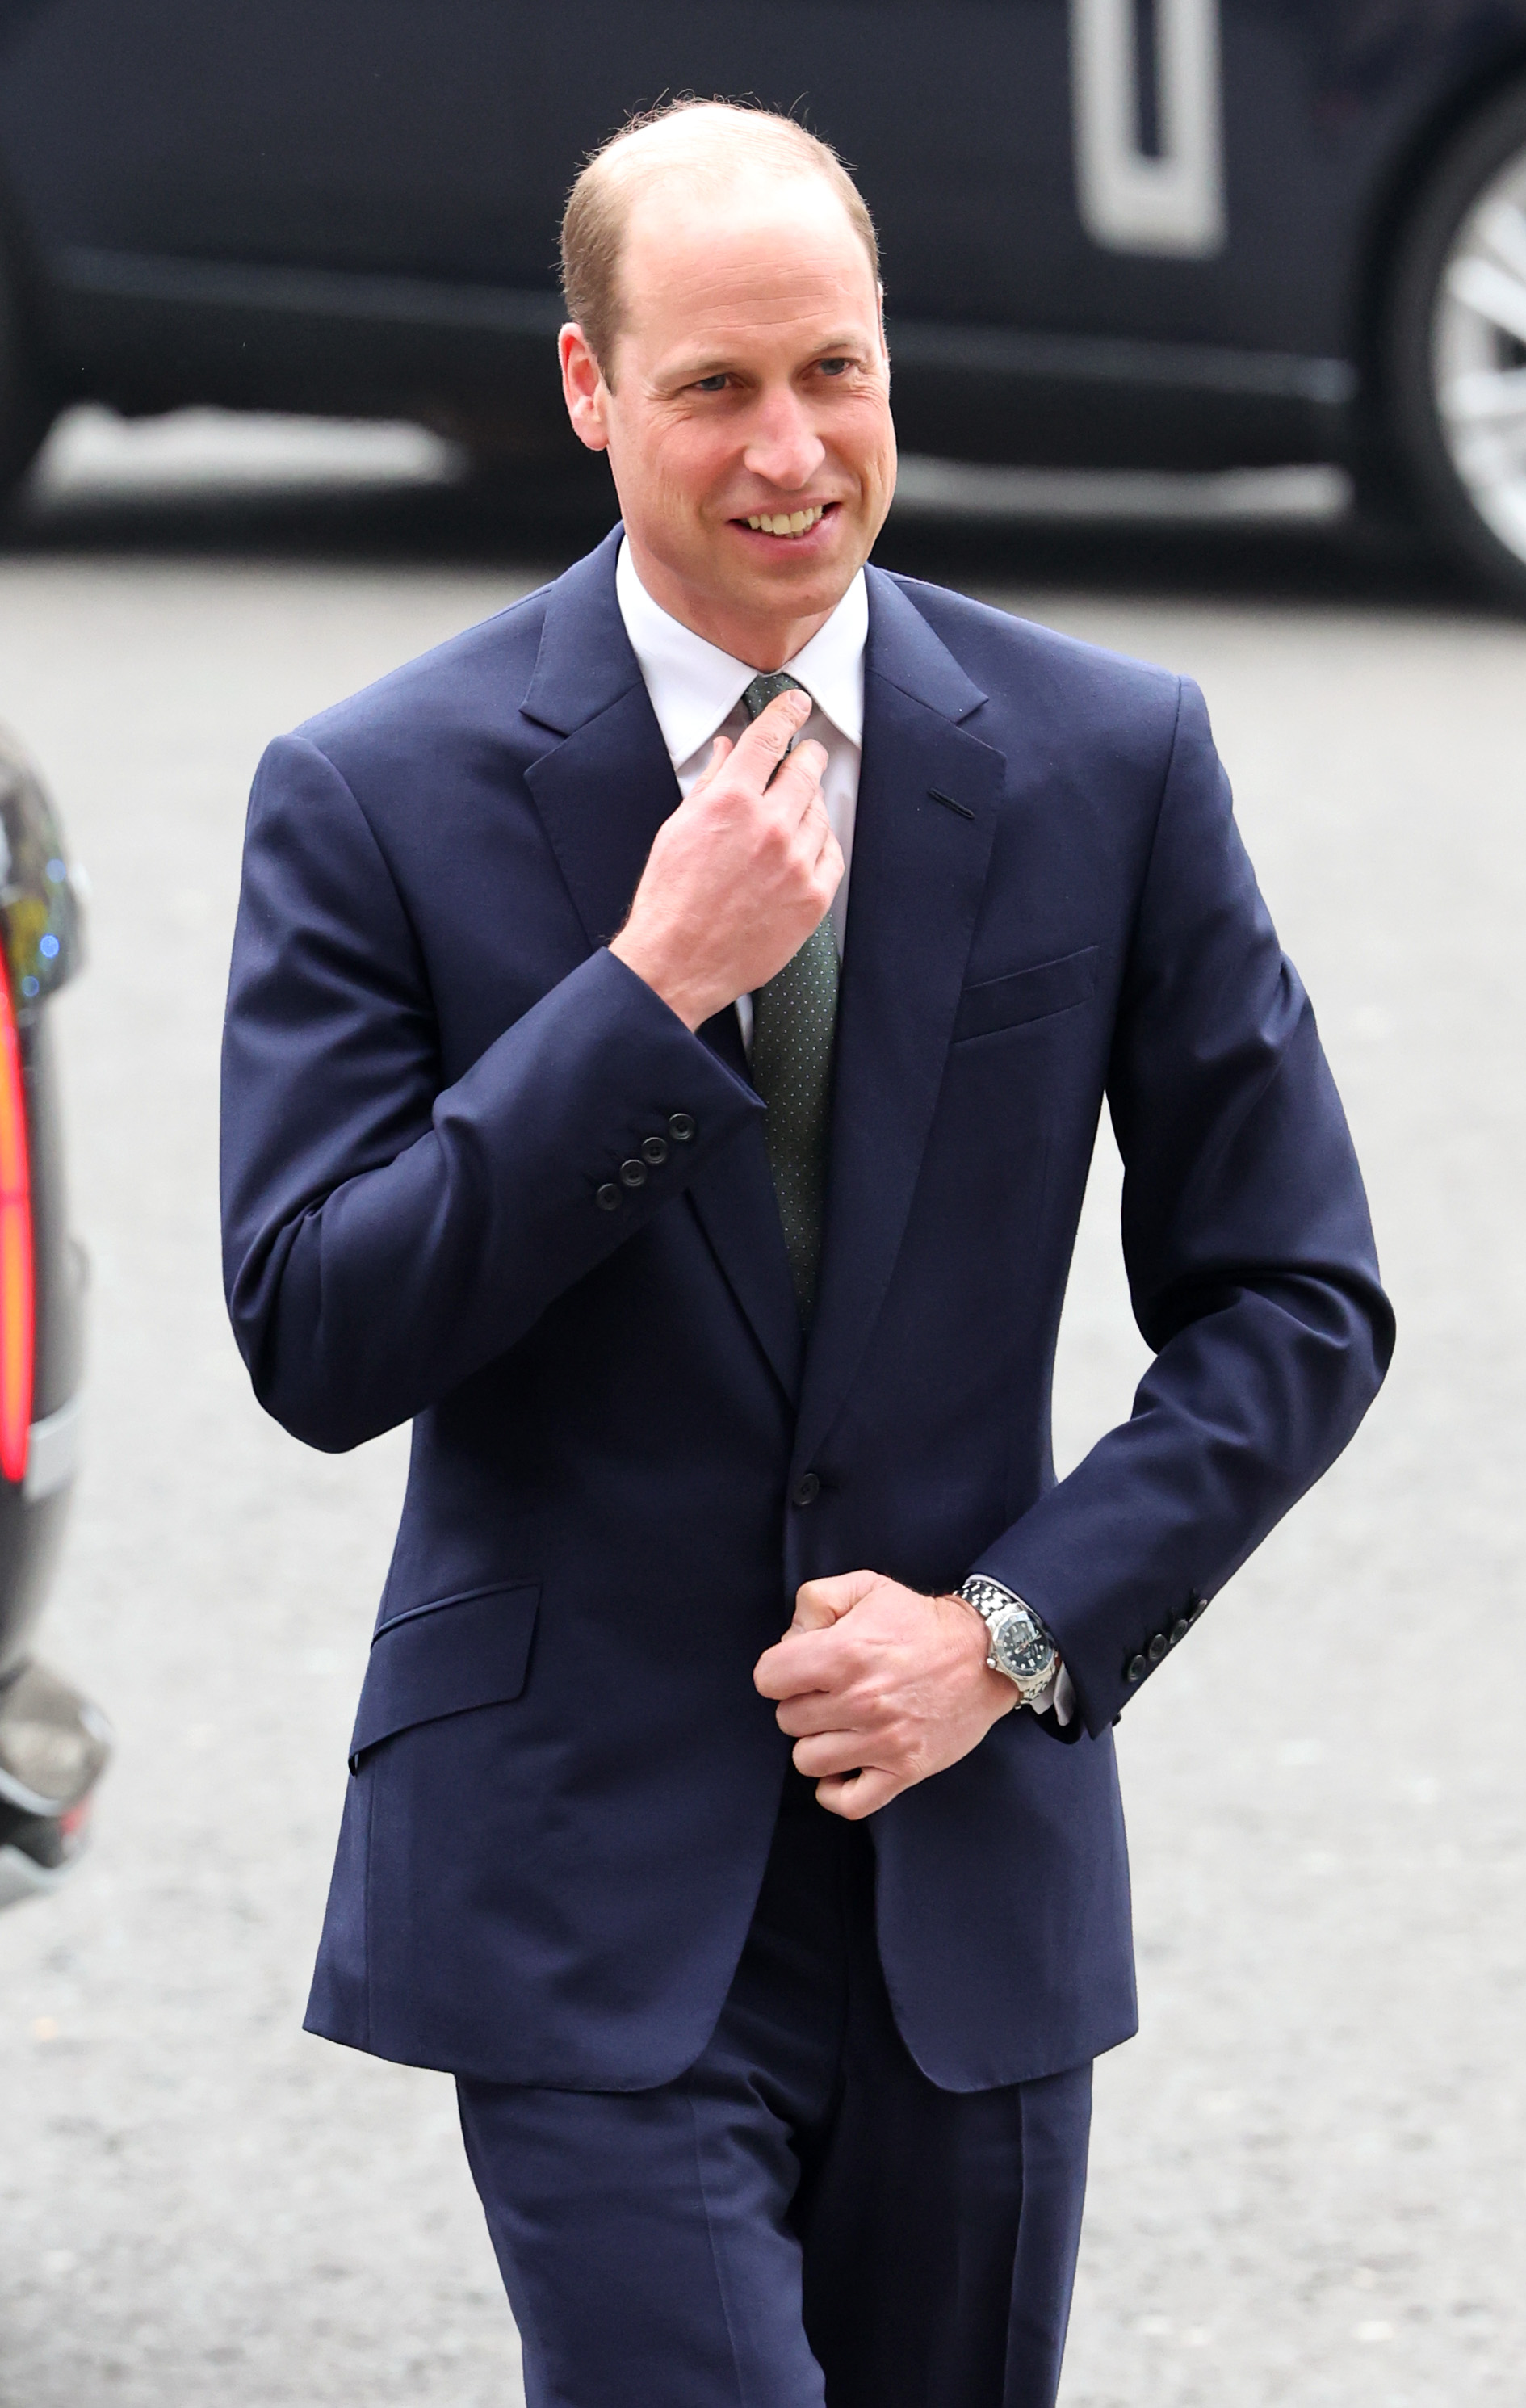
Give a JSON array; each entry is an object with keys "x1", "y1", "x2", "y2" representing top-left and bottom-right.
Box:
[{"x1": 954, "y1": 1575, "x2": 1061, "y2": 1706}]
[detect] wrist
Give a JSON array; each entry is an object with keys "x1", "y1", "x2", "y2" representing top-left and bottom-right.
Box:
[
  {"x1": 608, "y1": 929, "x2": 716, "y2": 1032},
  {"x1": 940, "y1": 1594, "x2": 1022, "y2": 1718},
  {"x1": 954, "y1": 1576, "x2": 1061, "y2": 1708}
]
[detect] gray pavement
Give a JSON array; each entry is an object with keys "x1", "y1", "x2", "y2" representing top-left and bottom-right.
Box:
[{"x1": 0, "y1": 414, "x2": 1521, "y2": 2406}]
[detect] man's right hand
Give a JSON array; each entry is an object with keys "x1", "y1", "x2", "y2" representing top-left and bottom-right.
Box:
[{"x1": 610, "y1": 689, "x2": 841, "y2": 1030}]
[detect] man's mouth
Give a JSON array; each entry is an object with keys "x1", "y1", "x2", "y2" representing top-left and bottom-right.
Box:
[{"x1": 739, "y1": 503, "x2": 833, "y2": 539}]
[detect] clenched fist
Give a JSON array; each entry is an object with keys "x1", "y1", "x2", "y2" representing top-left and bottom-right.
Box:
[
  {"x1": 610, "y1": 688, "x2": 842, "y2": 1030},
  {"x1": 753, "y1": 1570, "x2": 1017, "y2": 1820}
]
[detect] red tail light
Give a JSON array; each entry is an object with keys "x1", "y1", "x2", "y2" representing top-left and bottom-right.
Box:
[{"x1": 0, "y1": 963, "x2": 32, "y2": 1483}]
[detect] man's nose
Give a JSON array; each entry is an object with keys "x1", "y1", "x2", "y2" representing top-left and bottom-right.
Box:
[{"x1": 741, "y1": 392, "x2": 826, "y2": 493}]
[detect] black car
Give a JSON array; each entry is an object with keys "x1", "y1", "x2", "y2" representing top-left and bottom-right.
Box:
[
  {"x1": 0, "y1": 731, "x2": 106, "y2": 1911},
  {"x1": 1, "y1": 1, "x2": 1524, "y2": 598}
]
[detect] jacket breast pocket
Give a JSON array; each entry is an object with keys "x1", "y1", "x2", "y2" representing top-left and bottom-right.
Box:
[
  {"x1": 348, "y1": 1581, "x2": 540, "y2": 1771},
  {"x1": 952, "y1": 946, "x2": 1099, "y2": 1044}
]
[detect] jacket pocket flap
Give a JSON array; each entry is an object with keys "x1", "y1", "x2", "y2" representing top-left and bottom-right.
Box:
[
  {"x1": 954, "y1": 946, "x2": 1099, "y2": 1042},
  {"x1": 349, "y1": 1582, "x2": 540, "y2": 1768}
]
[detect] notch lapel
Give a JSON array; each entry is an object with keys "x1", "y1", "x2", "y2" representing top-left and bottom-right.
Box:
[
  {"x1": 522, "y1": 530, "x2": 676, "y2": 950},
  {"x1": 521, "y1": 530, "x2": 802, "y2": 1402},
  {"x1": 794, "y1": 573, "x2": 1004, "y2": 1471}
]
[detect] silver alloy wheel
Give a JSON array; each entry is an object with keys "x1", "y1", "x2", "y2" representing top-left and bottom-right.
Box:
[{"x1": 1432, "y1": 144, "x2": 1526, "y2": 570}]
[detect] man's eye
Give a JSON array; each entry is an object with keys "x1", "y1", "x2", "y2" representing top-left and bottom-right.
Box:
[
  {"x1": 818, "y1": 358, "x2": 852, "y2": 377},
  {"x1": 693, "y1": 374, "x2": 730, "y2": 393}
]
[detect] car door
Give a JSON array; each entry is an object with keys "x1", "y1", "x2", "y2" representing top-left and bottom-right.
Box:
[
  {"x1": 0, "y1": 0, "x2": 547, "y2": 283},
  {"x1": 512, "y1": 1, "x2": 1328, "y2": 338}
]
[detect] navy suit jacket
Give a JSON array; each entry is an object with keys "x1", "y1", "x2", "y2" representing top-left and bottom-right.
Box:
[{"x1": 221, "y1": 527, "x2": 1392, "y2": 2092}]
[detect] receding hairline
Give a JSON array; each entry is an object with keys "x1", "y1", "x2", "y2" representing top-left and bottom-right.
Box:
[{"x1": 560, "y1": 101, "x2": 881, "y2": 380}]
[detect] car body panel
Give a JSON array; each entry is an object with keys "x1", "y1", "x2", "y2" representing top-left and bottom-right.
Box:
[{"x1": 1, "y1": 2, "x2": 1524, "y2": 466}]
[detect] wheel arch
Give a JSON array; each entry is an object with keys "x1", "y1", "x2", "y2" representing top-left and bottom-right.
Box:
[{"x1": 1347, "y1": 36, "x2": 1526, "y2": 442}]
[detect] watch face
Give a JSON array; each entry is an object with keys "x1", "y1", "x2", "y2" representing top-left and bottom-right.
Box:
[{"x1": 992, "y1": 1609, "x2": 1053, "y2": 1684}]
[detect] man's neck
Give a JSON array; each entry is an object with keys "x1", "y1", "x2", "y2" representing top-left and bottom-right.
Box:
[{"x1": 623, "y1": 540, "x2": 851, "y2": 669}]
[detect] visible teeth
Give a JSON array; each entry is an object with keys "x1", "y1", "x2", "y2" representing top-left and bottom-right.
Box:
[{"x1": 744, "y1": 506, "x2": 825, "y2": 536}]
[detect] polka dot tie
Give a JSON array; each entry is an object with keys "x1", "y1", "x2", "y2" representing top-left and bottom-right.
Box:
[{"x1": 741, "y1": 671, "x2": 838, "y2": 1326}]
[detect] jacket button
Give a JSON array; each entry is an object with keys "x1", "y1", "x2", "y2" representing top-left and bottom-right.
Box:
[
  {"x1": 669, "y1": 1112, "x2": 696, "y2": 1142},
  {"x1": 1147, "y1": 1631, "x2": 1168, "y2": 1663},
  {"x1": 618, "y1": 1158, "x2": 647, "y2": 1188},
  {"x1": 1126, "y1": 1655, "x2": 1147, "y2": 1684},
  {"x1": 641, "y1": 1135, "x2": 669, "y2": 1166},
  {"x1": 1189, "y1": 1592, "x2": 1209, "y2": 1621},
  {"x1": 792, "y1": 1472, "x2": 820, "y2": 1508},
  {"x1": 595, "y1": 1183, "x2": 621, "y2": 1212},
  {"x1": 1171, "y1": 1617, "x2": 1191, "y2": 1645}
]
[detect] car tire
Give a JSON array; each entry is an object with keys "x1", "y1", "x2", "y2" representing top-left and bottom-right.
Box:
[{"x1": 1384, "y1": 78, "x2": 1526, "y2": 607}]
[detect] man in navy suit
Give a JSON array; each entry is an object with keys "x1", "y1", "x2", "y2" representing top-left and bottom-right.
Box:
[{"x1": 221, "y1": 100, "x2": 1391, "y2": 2408}]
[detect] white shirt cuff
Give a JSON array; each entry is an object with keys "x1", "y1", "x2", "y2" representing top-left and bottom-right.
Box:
[{"x1": 1023, "y1": 1661, "x2": 1075, "y2": 1726}]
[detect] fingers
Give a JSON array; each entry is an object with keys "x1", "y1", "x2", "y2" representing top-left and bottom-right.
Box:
[
  {"x1": 812, "y1": 823, "x2": 845, "y2": 895},
  {"x1": 756, "y1": 1571, "x2": 886, "y2": 1697},
  {"x1": 731, "y1": 688, "x2": 813, "y2": 785},
  {"x1": 815, "y1": 1767, "x2": 903, "y2": 1819},
  {"x1": 688, "y1": 732, "x2": 734, "y2": 795},
  {"x1": 790, "y1": 1726, "x2": 878, "y2": 1776},
  {"x1": 753, "y1": 1627, "x2": 835, "y2": 1699},
  {"x1": 768, "y1": 737, "x2": 829, "y2": 820},
  {"x1": 787, "y1": 1585, "x2": 841, "y2": 1635},
  {"x1": 774, "y1": 1689, "x2": 851, "y2": 1738},
  {"x1": 792, "y1": 1568, "x2": 879, "y2": 1630}
]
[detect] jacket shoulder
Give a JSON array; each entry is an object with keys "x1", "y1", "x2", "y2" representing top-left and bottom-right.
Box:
[
  {"x1": 881, "y1": 568, "x2": 1184, "y2": 731},
  {"x1": 287, "y1": 581, "x2": 557, "y2": 780}
]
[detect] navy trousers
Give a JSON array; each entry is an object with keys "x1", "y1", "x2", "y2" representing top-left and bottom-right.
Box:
[{"x1": 458, "y1": 1770, "x2": 1092, "y2": 2408}]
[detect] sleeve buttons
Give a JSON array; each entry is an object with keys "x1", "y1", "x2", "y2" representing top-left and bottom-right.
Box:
[
  {"x1": 1128, "y1": 1597, "x2": 1205, "y2": 1687},
  {"x1": 601, "y1": 1129, "x2": 684, "y2": 1202}
]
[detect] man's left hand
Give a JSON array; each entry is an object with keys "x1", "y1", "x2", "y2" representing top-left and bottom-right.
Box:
[{"x1": 753, "y1": 1571, "x2": 1017, "y2": 1819}]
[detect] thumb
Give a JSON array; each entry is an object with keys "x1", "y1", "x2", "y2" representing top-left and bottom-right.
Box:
[{"x1": 792, "y1": 1568, "x2": 880, "y2": 1631}]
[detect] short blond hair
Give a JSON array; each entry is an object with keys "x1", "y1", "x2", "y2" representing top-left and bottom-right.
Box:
[{"x1": 560, "y1": 99, "x2": 881, "y2": 381}]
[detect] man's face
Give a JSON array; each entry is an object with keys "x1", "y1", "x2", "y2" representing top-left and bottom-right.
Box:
[{"x1": 560, "y1": 172, "x2": 896, "y2": 665}]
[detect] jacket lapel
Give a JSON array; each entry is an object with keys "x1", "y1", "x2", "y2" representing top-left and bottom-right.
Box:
[
  {"x1": 686, "y1": 1010, "x2": 805, "y2": 1405},
  {"x1": 793, "y1": 572, "x2": 1004, "y2": 1472},
  {"x1": 522, "y1": 530, "x2": 676, "y2": 950},
  {"x1": 521, "y1": 529, "x2": 803, "y2": 1402}
]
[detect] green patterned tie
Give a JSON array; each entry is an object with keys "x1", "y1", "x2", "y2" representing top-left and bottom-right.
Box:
[{"x1": 741, "y1": 670, "x2": 839, "y2": 1325}]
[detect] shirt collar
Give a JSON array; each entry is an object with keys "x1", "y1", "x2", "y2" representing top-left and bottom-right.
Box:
[{"x1": 616, "y1": 535, "x2": 866, "y2": 770}]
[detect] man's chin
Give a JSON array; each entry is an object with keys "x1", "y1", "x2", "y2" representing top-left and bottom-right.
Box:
[{"x1": 715, "y1": 515, "x2": 866, "y2": 615}]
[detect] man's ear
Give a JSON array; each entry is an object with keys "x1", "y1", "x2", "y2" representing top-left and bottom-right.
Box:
[{"x1": 559, "y1": 324, "x2": 611, "y2": 453}]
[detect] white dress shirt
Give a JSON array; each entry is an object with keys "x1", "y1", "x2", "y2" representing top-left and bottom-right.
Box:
[
  {"x1": 616, "y1": 536, "x2": 865, "y2": 1049},
  {"x1": 614, "y1": 538, "x2": 1074, "y2": 1730}
]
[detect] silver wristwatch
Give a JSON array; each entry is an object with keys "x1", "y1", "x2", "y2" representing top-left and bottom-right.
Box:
[{"x1": 955, "y1": 1575, "x2": 1059, "y2": 1706}]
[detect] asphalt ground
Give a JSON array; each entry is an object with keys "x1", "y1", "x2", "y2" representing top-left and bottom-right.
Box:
[{"x1": 0, "y1": 413, "x2": 1521, "y2": 2408}]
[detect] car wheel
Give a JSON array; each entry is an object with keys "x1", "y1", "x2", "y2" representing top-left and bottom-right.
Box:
[{"x1": 1386, "y1": 78, "x2": 1526, "y2": 606}]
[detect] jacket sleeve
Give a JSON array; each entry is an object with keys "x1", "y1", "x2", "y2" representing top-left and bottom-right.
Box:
[
  {"x1": 973, "y1": 678, "x2": 1394, "y2": 1737},
  {"x1": 220, "y1": 733, "x2": 763, "y2": 1451}
]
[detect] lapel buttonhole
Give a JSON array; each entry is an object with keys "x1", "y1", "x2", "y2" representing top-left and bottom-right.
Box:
[{"x1": 929, "y1": 787, "x2": 975, "y2": 821}]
